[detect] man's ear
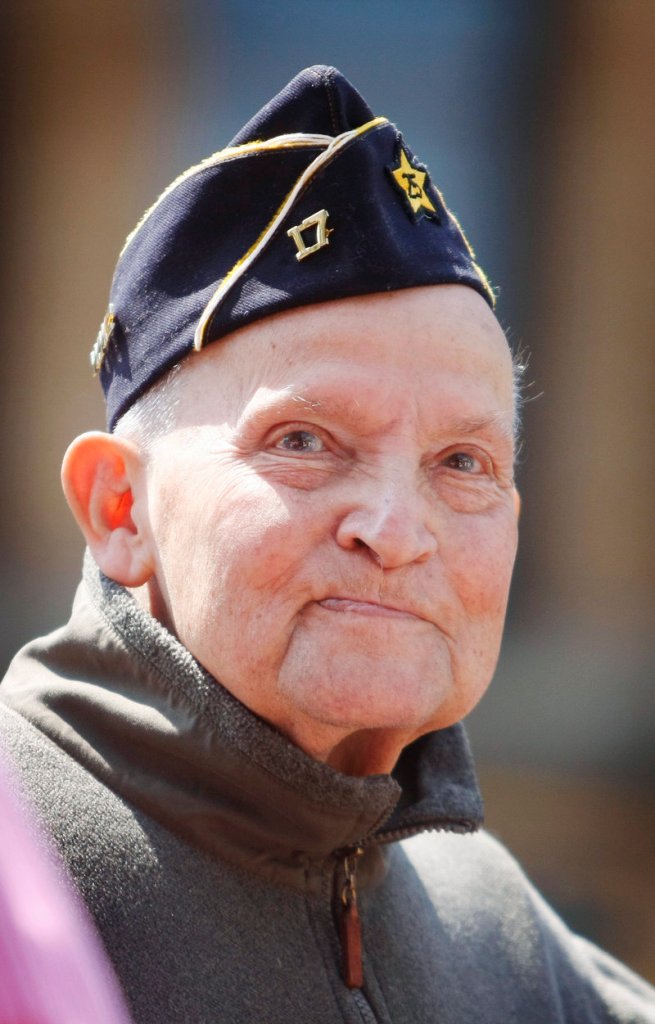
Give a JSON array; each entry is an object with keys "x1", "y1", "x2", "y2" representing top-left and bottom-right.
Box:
[{"x1": 61, "y1": 431, "x2": 154, "y2": 587}]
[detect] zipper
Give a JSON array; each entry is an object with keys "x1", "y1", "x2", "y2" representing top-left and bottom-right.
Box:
[{"x1": 338, "y1": 846, "x2": 364, "y2": 988}]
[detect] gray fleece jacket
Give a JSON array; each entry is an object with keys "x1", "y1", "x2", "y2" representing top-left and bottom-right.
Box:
[{"x1": 1, "y1": 555, "x2": 654, "y2": 1024}]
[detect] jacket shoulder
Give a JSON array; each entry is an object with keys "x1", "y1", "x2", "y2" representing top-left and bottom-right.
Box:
[{"x1": 398, "y1": 828, "x2": 655, "y2": 1022}]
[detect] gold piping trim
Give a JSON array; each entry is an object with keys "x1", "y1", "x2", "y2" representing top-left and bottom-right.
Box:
[
  {"x1": 118, "y1": 132, "x2": 337, "y2": 259},
  {"x1": 193, "y1": 116, "x2": 388, "y2": 351}
]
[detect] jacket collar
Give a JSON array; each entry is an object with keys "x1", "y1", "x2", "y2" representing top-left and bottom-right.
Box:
[{"x1": 1, "y1": 552, "x2": 482, "y2": 886}]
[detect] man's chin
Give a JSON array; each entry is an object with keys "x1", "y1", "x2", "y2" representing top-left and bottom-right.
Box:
[{"x1": 277, "y1": 650, "x2": 454, "y2": 737}]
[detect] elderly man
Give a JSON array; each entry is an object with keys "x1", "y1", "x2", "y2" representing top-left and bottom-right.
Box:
[{"x1": 1, "y1": 66, "x2": 653, "y2": 1024}]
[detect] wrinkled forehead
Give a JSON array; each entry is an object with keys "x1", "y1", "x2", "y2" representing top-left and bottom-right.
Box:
[{"x1": 165, "y1": 286, "x2": 514, "y2": 431}]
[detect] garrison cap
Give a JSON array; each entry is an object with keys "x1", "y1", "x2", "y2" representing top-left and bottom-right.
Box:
[{"x1": 92, "y1": 65, "x2": 494, "y2": 430}]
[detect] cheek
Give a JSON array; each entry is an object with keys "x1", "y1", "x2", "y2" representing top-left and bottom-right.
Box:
[
  {"x1": 433, "y1": 508, "x2": 518, "y2": 724},
  {"x1": 207, "y1": 484, "x2": 324, "y2": 599},
  {"x1": 446, "y1": 508, "x2": 518, "y2": 622},
  {"x1": 151, "y1": 467, "x2": 325, "y2": 629}
]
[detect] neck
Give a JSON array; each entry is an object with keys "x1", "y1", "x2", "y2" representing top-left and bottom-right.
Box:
[{"x1": 326, "y1": 731, "x2": 415, "y2": 776}]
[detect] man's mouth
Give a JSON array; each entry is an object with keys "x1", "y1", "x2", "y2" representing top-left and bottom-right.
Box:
[{"x1": 317, "y1": 598, "x2": 423, "y2": 621}]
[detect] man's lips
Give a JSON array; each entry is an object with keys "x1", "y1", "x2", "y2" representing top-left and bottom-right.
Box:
[{"x1": 317, "y1": 597, "x2": 426, "y2": 622}]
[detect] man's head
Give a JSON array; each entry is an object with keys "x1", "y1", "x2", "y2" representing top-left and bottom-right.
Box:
[
  {"x1": 63, "y1": 285, "x2": 519, "y2": 775},
  {"x1": 61, "y1": 67, "x2": 520, "y2": 776}
]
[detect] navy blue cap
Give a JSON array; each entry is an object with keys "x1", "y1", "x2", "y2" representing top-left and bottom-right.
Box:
[{"x1": 91, "y1": 65, "x2": 494, "y2": 430}]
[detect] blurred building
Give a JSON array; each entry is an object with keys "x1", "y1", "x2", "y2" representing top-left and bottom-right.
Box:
[{"x1": 1, "y1": 0, "x2": 653, "y2": 981}]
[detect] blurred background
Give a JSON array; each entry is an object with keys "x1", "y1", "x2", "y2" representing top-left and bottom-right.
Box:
[{"x1": 1, "y1": 0, "x2": 653, "y2": 982}]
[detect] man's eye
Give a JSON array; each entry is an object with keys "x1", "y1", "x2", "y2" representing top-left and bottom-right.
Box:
[
  {"x1": 275, "y1": 430, "x2": 325, "y2": 453},
  {"x1": 442, "y1": 451, "x2": 482, "y2": 473}
]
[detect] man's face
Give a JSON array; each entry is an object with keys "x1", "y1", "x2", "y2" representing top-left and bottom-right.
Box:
[{"x1": 138, "y1": 285, "x2": 519, "y2": 771}]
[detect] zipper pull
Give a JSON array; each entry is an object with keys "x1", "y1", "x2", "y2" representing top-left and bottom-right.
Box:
[{"x1": 339, "y1": 848, "x2": 364, "y2": 988}]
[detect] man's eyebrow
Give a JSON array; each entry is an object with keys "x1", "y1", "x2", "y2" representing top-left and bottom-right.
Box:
[
  {"x1": 290, "y1": 393, "x2": 325, "y2": 411},
  {"x1": 238, "y1": 389, "x2": 350, "y2": 426},
  {"x1": 447, "y1": 412, "x2": 515, "y2": 439}
]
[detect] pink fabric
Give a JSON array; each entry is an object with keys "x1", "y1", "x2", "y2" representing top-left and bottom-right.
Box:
[{"x1": 0, "y1": 748, "x2": 132, "y2": 1024}]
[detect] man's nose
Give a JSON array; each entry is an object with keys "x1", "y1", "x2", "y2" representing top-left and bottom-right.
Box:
[{"x1": 335, "y1": 471, "x2": 438, "y2": 569}]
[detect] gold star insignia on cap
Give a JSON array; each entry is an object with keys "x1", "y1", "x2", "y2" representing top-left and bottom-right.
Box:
[{"x1": 390, "y1": 148, "x2": 437, "y2": 218}]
